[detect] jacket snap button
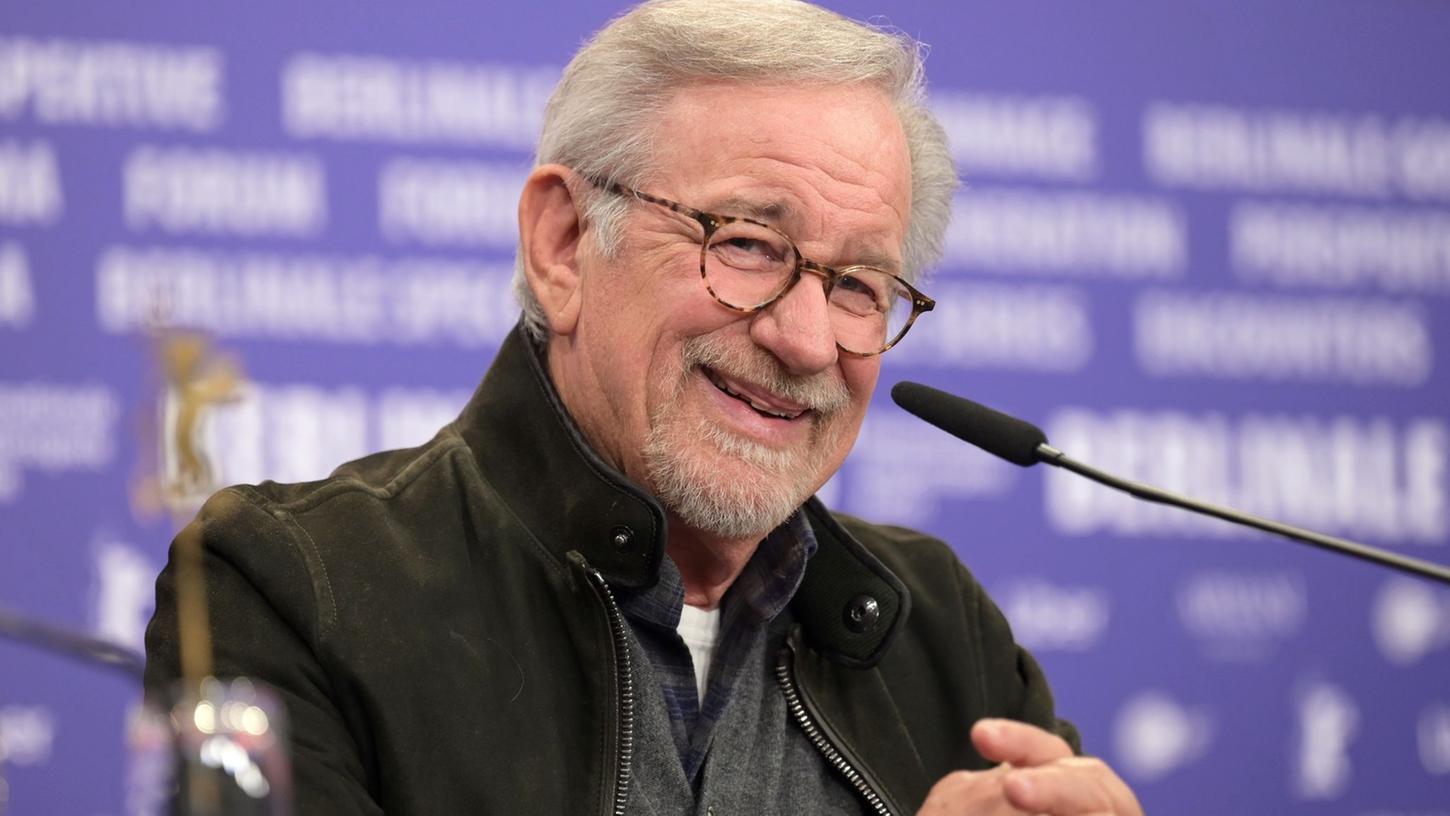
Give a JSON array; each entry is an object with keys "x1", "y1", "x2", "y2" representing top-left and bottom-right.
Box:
[
  {"x1": 610, "y1": 525, "x2": 634, "y2": 550},
  {"x1": 844, "y1": 594, "x2": 880, "y2": 633}
]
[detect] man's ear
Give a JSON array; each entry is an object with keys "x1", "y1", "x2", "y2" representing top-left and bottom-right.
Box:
[{"x1": 518, "y1": 164, "x2": 585, "y2": 335}]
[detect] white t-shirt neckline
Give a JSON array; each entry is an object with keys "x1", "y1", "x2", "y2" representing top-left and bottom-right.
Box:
[{"x1": 677, "y1": 603, "x2": 723, "y2": 701}]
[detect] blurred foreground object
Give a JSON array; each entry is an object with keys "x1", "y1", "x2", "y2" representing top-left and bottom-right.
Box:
[{"x1": 130, "y1": 677, "x2": 291, "y2": 815}]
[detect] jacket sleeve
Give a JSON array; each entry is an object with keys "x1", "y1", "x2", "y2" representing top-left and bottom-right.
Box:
[
  {"x1": 959, "y1": 559, "x2": 1083, "y2": 754},
  {"x1": 143, "y1": 487, "x2": 384, "y2": 815}
]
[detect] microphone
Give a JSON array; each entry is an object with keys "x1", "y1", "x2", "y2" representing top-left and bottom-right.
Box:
[
  {"x1": 890, "y1": 380, "x2": 1450, "y2": 586},
  {"x1": 0, "y1": 607, "x2": 145, "y2": 680},
  {"x1": 889, "y1": 381, "x2": 1045, "y2": 466}
]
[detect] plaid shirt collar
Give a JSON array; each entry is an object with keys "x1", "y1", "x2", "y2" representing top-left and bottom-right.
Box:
[
  {"x1": 619, "y1": 509, "x2": 818, "y2": 632},
  {"x1": 616, "y1": 510, "x2": 819, "y2": 779}
]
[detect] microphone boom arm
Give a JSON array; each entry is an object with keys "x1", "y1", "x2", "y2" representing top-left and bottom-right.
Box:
[
  {"x1": 0, "y1": 606, "x2": 146, "y2": 680},
  {"x1": 1035, "y1": 443, "x2": 1450, "y2": 586}
]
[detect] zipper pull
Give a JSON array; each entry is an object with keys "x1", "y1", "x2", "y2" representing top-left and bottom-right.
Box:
[{"x1": 565, "y1": 549, "x2": 597, "y2": 594}]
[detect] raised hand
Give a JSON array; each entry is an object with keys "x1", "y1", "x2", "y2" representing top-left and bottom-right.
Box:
[{"x1": 916, "y1": 719, "x2": 1143, "y2": 816}]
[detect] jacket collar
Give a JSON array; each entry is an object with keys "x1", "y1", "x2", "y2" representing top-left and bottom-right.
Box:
[{"x1": 455, "y1": 323, "x2": 908, "y2": 667}]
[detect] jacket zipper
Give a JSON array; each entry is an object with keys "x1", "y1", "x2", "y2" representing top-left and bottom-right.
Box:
[
  {"x1": 774, "y1": 645, "x2": 893, "y2": 816},
  {"x1": 572, "y1": 554, "x2": 635, "y2": 816}
]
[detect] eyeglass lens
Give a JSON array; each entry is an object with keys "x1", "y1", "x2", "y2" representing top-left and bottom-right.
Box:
[{"x1": 703, "y1": 220, "x2": 913, "y2": 354}]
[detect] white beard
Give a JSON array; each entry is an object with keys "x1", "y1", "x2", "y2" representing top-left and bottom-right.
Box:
[{"x1": 641, "y1": 335, "x2": 851, "y2": 540}]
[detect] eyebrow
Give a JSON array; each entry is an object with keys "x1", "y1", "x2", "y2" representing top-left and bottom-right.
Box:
[
  {"x1": 709, "y1": 195, "x2": 794, "y2": 225},
  {"x1": 847, "y1": 251, "x2": 902, "y2": 275}
]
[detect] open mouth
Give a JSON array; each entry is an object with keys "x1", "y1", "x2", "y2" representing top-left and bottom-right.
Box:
[{"x1": 703, "y1": 367, "x2": 806, "y2": 421}]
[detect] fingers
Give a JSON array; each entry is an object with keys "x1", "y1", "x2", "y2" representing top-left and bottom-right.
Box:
[
  {"x1": 971, "y1": 718, "x2": 1075, "y2": 767},
  {"x1": 925, "y1": 723, "x2": 1141, "y2": 816},
  {"x1": 1002, "y1": 757, "x2": 1144, "y2": 816},
  {"x1": 916, "y1": 765, "x2": 1031, "y2": 816}
]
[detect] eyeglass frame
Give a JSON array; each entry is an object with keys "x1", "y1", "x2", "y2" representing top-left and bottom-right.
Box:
[{"x1": 582, "y1": 174, "x2": 935, "y2": 356}]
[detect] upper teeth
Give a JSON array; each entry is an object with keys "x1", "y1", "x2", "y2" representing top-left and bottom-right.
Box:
[{"x1": 709, "y1": 372, "x2": 801, "y2": 420}]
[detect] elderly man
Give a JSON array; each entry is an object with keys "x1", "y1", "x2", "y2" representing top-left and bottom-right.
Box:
[{"x1": 146, "y1": 1, "x2": 1141, "y2": 813}]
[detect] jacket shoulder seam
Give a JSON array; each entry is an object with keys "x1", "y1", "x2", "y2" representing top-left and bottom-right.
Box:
[
  {"x1": 270, "y1": 433, "x2": 469, "y2": 515},
  {"x1": 237, "y1": 435, "x2": 471, "y2": 637},
  {"x1": 227, "y1": 484, "x2": 340, "y2": 637}
]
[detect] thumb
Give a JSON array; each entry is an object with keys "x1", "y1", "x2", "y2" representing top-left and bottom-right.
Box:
[{"x1": 971, "y1": 718, "x2": 1074, "y2": 767}]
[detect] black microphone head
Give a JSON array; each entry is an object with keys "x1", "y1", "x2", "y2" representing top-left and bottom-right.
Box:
[{"x1": 890, "y1": 381, "x2": 1047, "y2": 467}]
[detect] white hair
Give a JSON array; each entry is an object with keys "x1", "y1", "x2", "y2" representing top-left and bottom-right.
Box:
[{"x1": 513, "y1": 0, "x2": 958, "y2": 342}]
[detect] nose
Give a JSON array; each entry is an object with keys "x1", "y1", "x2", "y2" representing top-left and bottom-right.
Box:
[{"x1": 747, "y1": 273, "x2": 838, "y2": 375}]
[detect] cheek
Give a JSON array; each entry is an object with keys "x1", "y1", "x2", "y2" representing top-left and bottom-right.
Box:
[
  {"x1": 842, "y1": 358, "x2": 881, "y2": 413},
  {"x1": 821, "y1": 359, "x2": 879, "y2": 453}
]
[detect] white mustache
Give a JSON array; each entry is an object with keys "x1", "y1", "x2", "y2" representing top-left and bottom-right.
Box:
[{"x1": 680, "y1": 335, "x2": 851, "y2": 415}]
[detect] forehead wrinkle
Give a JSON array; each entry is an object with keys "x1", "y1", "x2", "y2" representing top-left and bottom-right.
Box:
[
  {"x1": 709, "y1": 158, "x2": 904, "y2": 238},
  {"x1": 782, "y1": 161, "x2": 908, "y2": 272},
  {"x1": 656, "y1": 87, "x2": 910, "y2": 269}
]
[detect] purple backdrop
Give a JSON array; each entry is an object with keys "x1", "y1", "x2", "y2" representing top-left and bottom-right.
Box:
[{"x1": 2, "y1": 1, "x2": 1448, "y2": 813}]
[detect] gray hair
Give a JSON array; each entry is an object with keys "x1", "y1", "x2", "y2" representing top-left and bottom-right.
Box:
[{"x1": 513, "y1": 0, "x2": 958, "y2": 342}]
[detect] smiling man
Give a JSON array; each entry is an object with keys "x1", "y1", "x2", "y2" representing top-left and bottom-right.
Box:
[
  {"x1": 146, "y1": 1, "x2": 1139, "y2": 814},
  {"x1": 528, "y1": 79, "x2": 908, "y2": 610}
]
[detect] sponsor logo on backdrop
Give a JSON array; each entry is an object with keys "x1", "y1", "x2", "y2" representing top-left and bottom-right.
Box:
[
  {"x1": 378, "y1": 157, "x2": 527, "y2": 248},
  {"x1": 1176, "y1": 570, "x2": 1306, "y2": 662},
  {"x1": 1143, "y1": 103, "x2": 1450, "y2": 202},
  {"x1": 165, "y1": 382, "x2": 470, "y2": 490},
  {"x1": 1421, "y1": 703, "x2": 1450, "y2": 776},
  {"x1": 280, "y1": 53, "x2": 556, "y2": 148},
  {"x1": 123, "y1": 145, "x2": 326, "y2": 238},
  {"x1": 90, "y1": 536, "x2": 159, "y2": 652},
  {"x1": 886, "y1": 281, "x2": 1093, "y2": 372},
  {"x1": 1112, "y1": 690, "x2": 1213, "y2": 782},
  {"x1": 840, "y1": 411, "x2": 1018, "y2": 527},
  {"x1": 177, "y1": 381, "x2": 366, "y2": 489},
  {"x1": 1231, "y1": 202, "x2": 1450, "y2": 295},
  {"x1": 0, "y1": 706, "x2": 54, "y2": 767},
  {"x1": 1045, "y1": 409, "x2": 1448, "y2": 545},
  {"x1": 1134, "y1": 290, "x2": 1431, "y2": 386},
  {"x1": 0, "y1": 382, "x2": 118, "y2": 503},
  {"x1": 1373, "y1": 578, "x2": 1450, "y2": 666},
  {"x1": 0, "y1": 36, "x2": 223, "y2": 130},
  {"x1": 0, "y1": 139, "x2": 62, "y2": 225},
  {"x1": 931, "y1": 90, "x2": 1099, "y2": 181},
  {"x1": 1293, "y1": 680, "x2": 1359, "y2": 800},
  {"x1": 131, "y1": 327, "x2": 470, "y2": 512},
  {"x1": 96, "y1": 246, "x2": 518, "y2": 348},
  {"x1": 0, "y1": 241, "x2": 34, "y2": 329},
  {"x1": 941, "y1": 187, "x2": 1186, "y2": 278},
  {"x1": 996, "y1": 579, "x2": 1109, "y2": 652}
]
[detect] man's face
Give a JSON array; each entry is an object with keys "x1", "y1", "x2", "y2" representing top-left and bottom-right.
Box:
[{"x1": 550, "y1": 81, "x2": 912, "y2": 540}]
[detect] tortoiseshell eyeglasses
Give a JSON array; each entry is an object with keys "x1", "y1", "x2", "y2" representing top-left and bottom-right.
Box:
[{"x1": 584, "y1": 175, "x2": 935, "y2": 356}]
